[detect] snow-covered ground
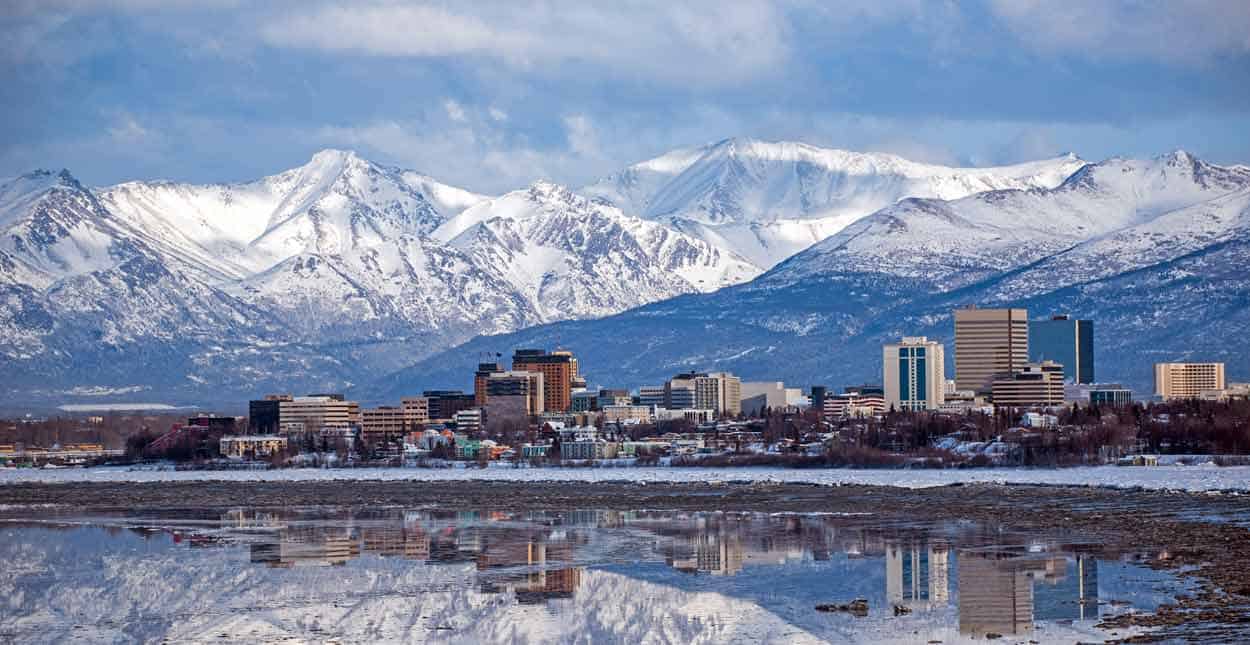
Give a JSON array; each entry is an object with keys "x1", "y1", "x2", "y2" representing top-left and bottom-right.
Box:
[{"x1": 3, "y1": 464, "x2": 1249, "y2": 492}]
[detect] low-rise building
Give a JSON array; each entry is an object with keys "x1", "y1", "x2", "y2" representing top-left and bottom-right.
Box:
[
  {"x1": 992, "y1": 361, "x2": 1065, "y2": 408},
  {"x1": 602, "y1": 405, "x2": 652, "y2": 424},
  {"x1": 824, "y1": 386, "x2": 886, "y2": 418},
  {"x1": 360, "y1": 406, "x2": 407, "y2": 439},
  {"x1": 220, "y1": 435, "x2": 288, "y2": 458},
  {"x1": 454, "y1": 408, "x2": 483, "y2": 433},
  {"x1": 560, "y1": 440, "x2": 619, "y2": 460}
]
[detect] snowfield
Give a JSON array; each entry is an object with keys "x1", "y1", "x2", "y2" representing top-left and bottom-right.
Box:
[{"x1": 3, "y1": 464, "x2": 1249, "y2": 492}]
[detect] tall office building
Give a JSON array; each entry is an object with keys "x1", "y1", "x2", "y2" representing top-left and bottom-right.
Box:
[
  {"x1": 400, "y1": 396, "x2": 429, "y2": 426},
  {"x1": 1029, "y1": 315, "x2": 1094, "y2": 384},
  {"x1": 883, "y1": 337, "x2": 946, "y2": 411},
  {"x1": 512, "y1": 349, "x2": 578, "y2": 412},
  {"x1": 954, "y1": 306, "x2": 1029, "y2": 393},
  {"x1": 1154, "y1": 362, "x2": 1226, "y2": 400},
  {"x1": 422, "y1": 390, "x2": 477, "y2": 421},
  {"x1": 473, "y1": 361, "x2": 504, "y2": 406}
]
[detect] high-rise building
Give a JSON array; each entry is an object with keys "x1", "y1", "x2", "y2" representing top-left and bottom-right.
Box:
[
  {"x1": 1028, "y1": 315, "x2": 1094, "y2": 384},
  {"x1": 638, "y1": 386, "x2": 666, "y2": 408},
  {"x1": 279, "y1": 395, "x2": 360, "y2": 431},
  {"x1": 474, "y1": 361, "x2": 505, "y2": 406},
  {"x1": 809, "y1": 386, "x2": 828, "y2": 412},
  {"x1": 954, "y1": 306, "x2": 1029, "y2": 393},
  {"x1": 1154, "y1": 362, "x2": 1226, "y2": 400},
  {"x1": 991, "y1": 361, "x2": 1065, "y2": 407},
  {"x1": 248, "y1": 393, "x2": 290, "y2": 434},
  {"x1": 512, "y1": 349, "x2": 578, "y2": 412},
  {"x1": 883, "y1": 337, "x2": 946, "y2": 411},
  {"x1": 485, "y1": 371, "x2": 545, "y2": 416}
]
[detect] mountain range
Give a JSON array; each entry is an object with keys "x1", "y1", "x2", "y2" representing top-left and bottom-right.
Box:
[{"x1": 1, "y1": 139, "x2": 1245, "y2": 408}]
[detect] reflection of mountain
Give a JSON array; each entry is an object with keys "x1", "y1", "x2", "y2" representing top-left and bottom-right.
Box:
[{"x1": 0, "y1": 513, "x2": 1150, "y2": 645}]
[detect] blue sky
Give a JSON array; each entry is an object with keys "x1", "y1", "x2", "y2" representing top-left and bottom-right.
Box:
[{"x1": 2, "y1": 0, "x2": 1249, "y2": 194}]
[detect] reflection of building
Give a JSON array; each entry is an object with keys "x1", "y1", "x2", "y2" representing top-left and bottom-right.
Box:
[
  {"x1": 886, "y1": 542, "x2": 951, "y2": 608},
  {"x1": 958, "y1": 550, "x2": 1035, "y2": 637},
  {"x1": 668, "y1": 531, "x2": 744, "y2": 576},
  {"x1": 251, "y1": 532, "x2": 360, "y2": 567},
  {"x1": 1033, "y1": 555, "x2": 1099, "y2": 622}
]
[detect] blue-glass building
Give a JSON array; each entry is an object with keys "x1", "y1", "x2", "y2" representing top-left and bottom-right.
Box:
[{"x1": 1028, "y1": 315, "x2": 1094, "y2": 384}]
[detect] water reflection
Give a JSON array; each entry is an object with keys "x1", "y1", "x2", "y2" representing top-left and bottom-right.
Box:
[{"x1": 0, "y1": 508, "x2": 1181, "y2": 644}]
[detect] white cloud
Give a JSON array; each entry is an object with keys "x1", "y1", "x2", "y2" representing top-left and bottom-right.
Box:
[
  {"x1": 488, "y1": 107, "x2": 508, "y2": 122},
  {"x1": 259, "y1": 1, "x2": 791, "y2": 86},
  {"x1": 443, "y1": 99, "x2": 467, "y2": 123},
  {"x1": 988, "y1": 0, "x2": 1250, "y2": 66}
]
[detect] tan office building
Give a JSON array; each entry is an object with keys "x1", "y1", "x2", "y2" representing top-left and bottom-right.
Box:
[
  {"x1": 991, "y1": 360, "x2": 1065, "y2": 407},
  {"x1": 279, "y1": 395, "x2": 360, "y2": 430},
  {"x1": 954, "y1": 306, "x2": 1029, "y2": 393},
  {"x1": 360, "y1": 406, "x2": 407, "y2": 439},
  {"x1": 400, "y1": 397, "x2": 430, "y2": 425},
  {"x1": 1155, "y1": 362, "x2": 1225, "y2": 400},
  {"x1": 485, "y1": 371, "x2": 545, "y2": 416}
]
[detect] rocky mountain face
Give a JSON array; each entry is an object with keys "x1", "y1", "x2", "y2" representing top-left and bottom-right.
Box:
[{"x1": 386, "y1": 151, "x2": 1250, "y2": 399}]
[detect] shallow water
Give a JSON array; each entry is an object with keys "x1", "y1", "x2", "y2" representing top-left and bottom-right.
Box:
[{"x1": 0, "y1": 508, "x2": 1187, "y2": 644}]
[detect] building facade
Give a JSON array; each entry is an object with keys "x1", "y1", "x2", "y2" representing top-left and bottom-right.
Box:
[
  {"x1": 991, "y1": 361, "x2": 1065, "y2": 408},
  {"x1": 360, "y1": 406, "x2": 407, "y2": 439},
  {"x1": 400, "y1": 396, "x2": 430, "y2": 425},
  {"x1": 423, "y1": 390, "x2": 477, "y2": 422},
  {"x1": 954, "y1": 306, "x2": 1029, "y2": 393},
  {"x1": 220, "y1": 435, "x2": 288, "y2": 458},
  {"x1": 512, "y1": 349, "x2": 579, "y2": 412},
  {"x1": 279, "y1": 395, "x2": 360, "y2": 430},
  {"x1": 1154, "y1": 362, "x2": 1226, "y2": 400},
  {"x1": 1028, "y1": 315, "x2": 1094, "y2": 384},
  {"x1": 474, "y1": 361, "x2": 504, "y2": 406},
  {"x1": 248, "y1": 394, "x2": 290, "y2": 434},
  {"x1": 883, "y1": 337, "x2": 946, "y2": 411},
  {"x1": 485, "y1": 371, "x2": 545, "y2": 416}
]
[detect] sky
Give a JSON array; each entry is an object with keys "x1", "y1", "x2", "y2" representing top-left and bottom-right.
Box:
[{"x1": 2, "y1": 0, "x2": 1249, "y2": 194}]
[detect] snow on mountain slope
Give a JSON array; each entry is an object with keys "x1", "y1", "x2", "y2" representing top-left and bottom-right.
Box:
[
  {"x1": 99, "y1": 149, "x2": 485, "y2": 282},
  {"x1": 583, "y1": 138, "x2": 1087, "y2": 268},
  {"x1": 766, "y1": 151, "x2": 1250, "y2": 290},
  {"x1": 442, "y1": 181, "x2": 760, "y2": 320}
]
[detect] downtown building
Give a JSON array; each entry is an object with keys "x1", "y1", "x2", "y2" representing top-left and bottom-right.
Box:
[
  {"x1": 279, "y1": 395, "x2": 361, "y2": 433},
  {"x1": 990, "y1": 361, "x2": 1065, "y2": 408},
  {"x1": 1154, "y1": 362, "x2": 1226, "y2": 400},
  {"x1": 665, "y1": 372, "x2": 742, "y2": 416},
  {"x1": 954, "y1": 306, "x2": 1029, "y2": 394},
  {"x1": 484, "y1": 370, "x2": 545, "y2": 417},
  {"x1": 512, "y1": 349, "x2": 580, "y2": 412},
  {"x1": 1028, "y1": 314, "x2": 1094, "y2": 384},
  {"x1": 883, "y1": 337, "x2": 946, "y2": 411}
]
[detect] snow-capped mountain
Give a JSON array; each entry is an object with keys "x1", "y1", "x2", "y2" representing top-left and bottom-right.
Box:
[
  {"x1": 386, "y1": 150, "x2": 1250, "y2": 398},
  {"x1": 1, "y1": 151, "x2": 761, "y2": 406},
  {"x1": 583, "y1": 138, "x2": 1087, "y2": 268}
]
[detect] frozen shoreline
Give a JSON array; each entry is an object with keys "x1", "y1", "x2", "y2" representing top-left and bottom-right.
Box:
[{"x1": 3, "y1": 464, "x2": 1249, "y2": 492}]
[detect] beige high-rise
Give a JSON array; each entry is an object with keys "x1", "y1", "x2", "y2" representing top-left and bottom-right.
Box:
[
  {"x1": 1154, "y1": 362, "x2": 1225, "y2": 400},
  {"x1": 954, "y1": 306, "x2": 1028, "y2": 393}
]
